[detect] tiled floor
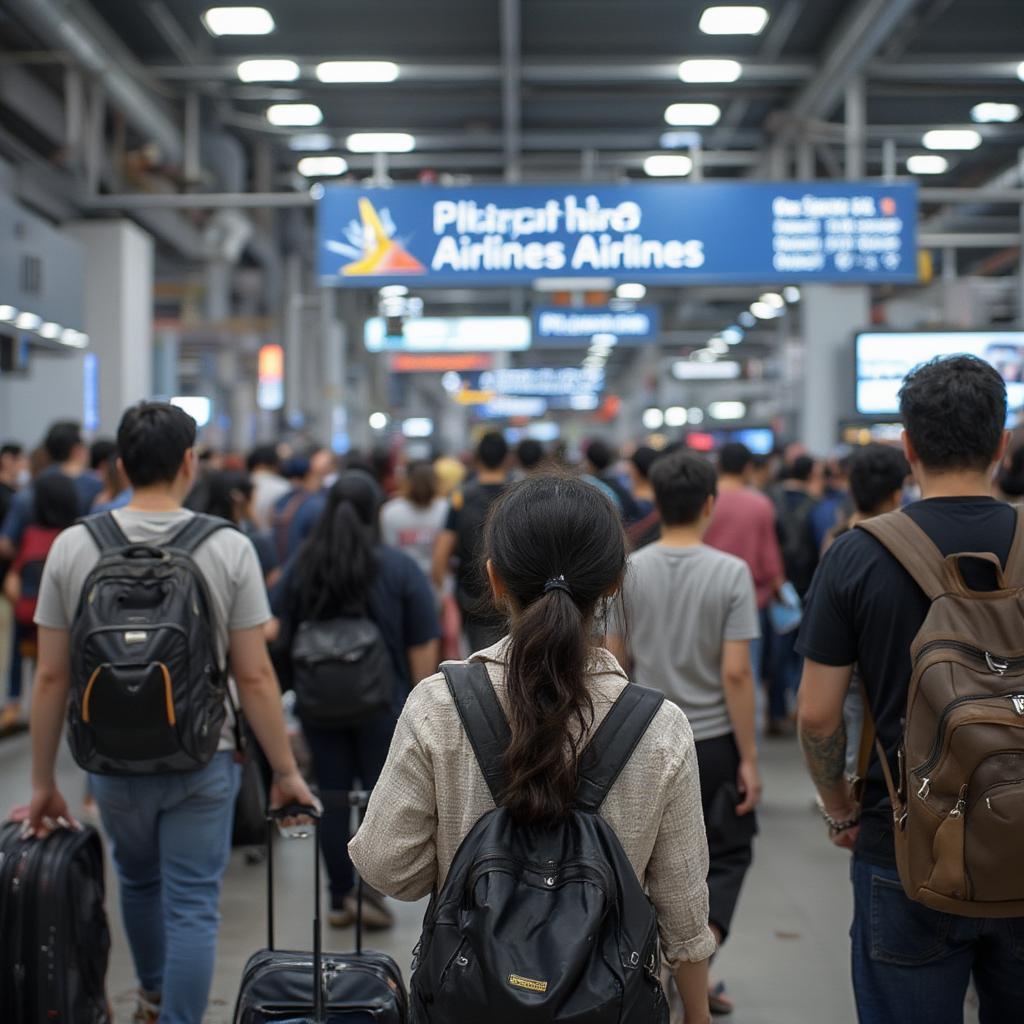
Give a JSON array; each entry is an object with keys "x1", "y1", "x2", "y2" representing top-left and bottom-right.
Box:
[{"x1": 0, "y1": 731, "x2": 981, "y2": 1023}]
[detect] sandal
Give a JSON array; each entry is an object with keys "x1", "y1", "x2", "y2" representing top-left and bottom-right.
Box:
[{"x1": 709, "y1": 981, "x2": 734, "y2": 1016}]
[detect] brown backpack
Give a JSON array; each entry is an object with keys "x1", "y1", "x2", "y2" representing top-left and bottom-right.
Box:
[{"x1": 857, "y1": 510, "x2": 1024, "y2": 917}]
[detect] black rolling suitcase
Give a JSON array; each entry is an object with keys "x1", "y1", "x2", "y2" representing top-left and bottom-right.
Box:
[
  {"x1": 0, "y1": 821, "x2": 111, "y2": 1023},
  {"x1": 233, "y1": 794, "x2": 407, "y2": 1024}
]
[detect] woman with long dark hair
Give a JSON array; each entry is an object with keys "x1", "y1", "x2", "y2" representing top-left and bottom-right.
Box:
[
  {"x1": 350, "y1": 474, "x2": 714, "y2": 1022},
  {"x1": 272, "y1": 470, "x2": 440, "y2": 930}
]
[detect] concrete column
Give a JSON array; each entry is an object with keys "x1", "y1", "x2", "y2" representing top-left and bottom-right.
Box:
[
  {"x1": 152, "y1": 328, "x2": 180, "y2": 398},
  {"x1": 800, "y1": 284, "x2": 870, "y2": 451},
  {"x1": 283, "y1": 252, "x2": 304, "y2": 426},
  {"x1": 66, "y1": 219, "x2": 154, "y2": 433}
]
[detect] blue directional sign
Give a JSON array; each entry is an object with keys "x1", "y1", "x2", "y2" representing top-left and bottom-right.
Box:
[
  {"x1": 318, "y1": 182, "x2": 918, "y2": 287},
  {"x1": 532, "y1": 305, "x2": 660, "y2": 348}
]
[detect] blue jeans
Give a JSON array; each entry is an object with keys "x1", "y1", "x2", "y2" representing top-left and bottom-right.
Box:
[
  {"x1": 768, "y1": 626, "x2": 801, "y2": 721},
  {"x1": 303, "y1": 711, "x2": 397, "y2": 908},
  {"x1": 851, "y1": 857, "x2": 1024, "y2": 1024},
  {"x1": 91, "y1": 752, "x2": 241, "y2": 1024}
]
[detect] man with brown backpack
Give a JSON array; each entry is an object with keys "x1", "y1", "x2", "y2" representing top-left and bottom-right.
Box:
[{"x1": 797, "y1": 355, "x2": 1024, "y2": 1024}]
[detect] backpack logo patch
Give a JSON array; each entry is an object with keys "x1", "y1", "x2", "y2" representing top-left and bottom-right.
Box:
[
  {"x1": 1012, "y1": 695, "x2": 1024, "y2": 716},
  {"x1": 508, "y1": 973, "x2": 548, "y2": 994}
]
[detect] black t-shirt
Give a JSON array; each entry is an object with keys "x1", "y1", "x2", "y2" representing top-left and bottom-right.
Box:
[
  {"x1": 796, "y1": 496, "x2": 1017, "y2": 868},
  {"x1": 0, "y1": 481, "x2": 13, "y2": 574},
  {"x1": 445, "y1": 481, "x2": 506, "y2": 614}
]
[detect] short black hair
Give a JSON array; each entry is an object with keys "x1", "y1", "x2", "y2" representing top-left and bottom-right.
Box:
[
  {"x1": 1, "y1": 443, "x2": 23, "y2": 460},
  {"x1": 848, "y1": 445, "x2": 909, "y2": 515},
  {"x1": 649, "y1": 449, "x2": 718, "y2": 526},
  {"x1": 247, "y1": 444, "x2": 279, "y2": 473},
  {"x1": 586, "y1": 438, "x2": 614, "y2": 472},
  {"x1": 719, "y1": 442, "x2": 753, "y2": 476},
  {"x1": 89, "y1": 438, "x2": 117, "y2": 472},
  {"x1": 117, "y1": 402, "x2": 197, "y2": 488},
  {"x1": 899, "y1": 355, "x2": 1007, "y2": 472},
  {"x1": 787, "y1": 454, "x2": 815, "y2": 482},
  {"x1": 43, "y1": 421, "x2": 83, "y2": 464},
  {"x1": 477, "y1": 431, "x2": 508, "y2": 470},
  {"x1": 630, "y1": 446, "x2": 660, "y2": 479},
  {"x1": 516, "y1": 439, "x2": 544, "y2": 471},
  {"x1": 32, "y1": 472, "x2": 79, "y2": 529}
]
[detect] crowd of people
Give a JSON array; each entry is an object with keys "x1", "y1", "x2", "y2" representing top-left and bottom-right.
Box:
[{"x1": 2, "y1": 352, "x2": 1023, "y2": 1023}]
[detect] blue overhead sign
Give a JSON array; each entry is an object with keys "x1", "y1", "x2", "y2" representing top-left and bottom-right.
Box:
[
  {"x1": 532, "y1": 305, "x2": 660, "y2": 347},
  {"x1": 317, "y1": 182, "x2": 918, "y2": 287}
]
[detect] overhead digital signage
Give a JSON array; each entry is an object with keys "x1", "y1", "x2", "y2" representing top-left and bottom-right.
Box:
[
  {"x1": 533, "y1": 306, "x2": 660, "y2": 348},
  {"x1": 468, "y1": 367, "x2": 605, "y2": 397},
  {"x1": 319, "y1": 182, "x2": 918, "y2": 287},
  {"x1": 364, "y1": 315, "x2": 530, "y2": 353}
]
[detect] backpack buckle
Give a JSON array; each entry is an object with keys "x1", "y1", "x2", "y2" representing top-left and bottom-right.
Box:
[
  {"x1": 1011, "y1": 695, "x2": 1024, "y2": 716},
  {"x1": 985, "y1": 652, "x2": 1009, "y2": 675}
]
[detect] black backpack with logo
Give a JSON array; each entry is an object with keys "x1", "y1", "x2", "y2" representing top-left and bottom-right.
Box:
[
  {"x1": 410, "y1": 661, "x2": 668, "y2": 1024},
  {"x1": 68, "y1": 512, "x2": 233, "y2": 775}
]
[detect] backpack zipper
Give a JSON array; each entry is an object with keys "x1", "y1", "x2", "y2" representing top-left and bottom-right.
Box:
[
  {"x1": 914, "y1": 640, "x2": 1024, "y2": 675},
  {"x1": 914, "y1": 691, "x2": 1024, "y2": 777}
]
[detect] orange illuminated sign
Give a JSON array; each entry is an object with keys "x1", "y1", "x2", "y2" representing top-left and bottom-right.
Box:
[{"x1": 390, "y1": 353, "x2": 494, "y2": 374}]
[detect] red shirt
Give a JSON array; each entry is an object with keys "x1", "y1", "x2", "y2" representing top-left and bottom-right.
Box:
[
  {"x1": 11, "y1": 525, "x2": 61, "y2": 626},
  {"x1": 704, "y1": 487, "x2": 784, "y2": 610}
]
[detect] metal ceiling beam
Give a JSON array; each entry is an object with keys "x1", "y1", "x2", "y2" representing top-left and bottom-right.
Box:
[
  {"x1": 918, "y1": 232, "x2": 1021, "y2": 248},
  {"x1": 500, "y1": 0, "x2": 522, "y2": 183}
]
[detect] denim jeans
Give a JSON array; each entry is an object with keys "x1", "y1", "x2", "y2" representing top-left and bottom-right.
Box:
[
  {"x1": 768, "y1": 626, "x2": 802, "y2": 721},
  {"x1": 851, "y1": 857, "x2": 1024, "y2": 1024},
  {"x1": 303, "y1": 711, "x2": 397, "y2": 908},
  {"x1": 91, "y1": 751, "x2": 241, "y2": 1024}
]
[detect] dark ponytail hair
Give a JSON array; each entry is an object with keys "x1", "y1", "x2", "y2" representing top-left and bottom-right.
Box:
[
  {"x1": 483, "y1": 474, "x2": 627, "y2": 825},
  {"x1": 293, "y1": 470, "x2": 382, "y2": 621}
]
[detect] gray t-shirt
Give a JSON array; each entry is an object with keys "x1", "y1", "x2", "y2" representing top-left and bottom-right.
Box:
[
  {"x1": 609, "y1": 543, "x2": 759, "y2": 742},
  {"x1": 35, "y1": 508, "x2": 271, "y2": 751},
  {"x1": 379, "y1": 496, "x2": 449, "y2": 580}
]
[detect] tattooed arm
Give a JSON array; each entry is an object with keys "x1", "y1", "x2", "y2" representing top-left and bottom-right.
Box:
[{"x1": 797, "y1": 659, "x2": 859, "y2": 849}]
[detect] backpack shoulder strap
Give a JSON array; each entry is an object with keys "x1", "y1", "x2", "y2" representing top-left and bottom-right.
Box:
[
  {"x1": 79, "y1": 511, "x2": 130, "y2": 553},
  {"x1": 166, "y1": 513, "x2": 235, "y2": 555},
  {"x1": 856, "y1": 511, "x2": 948, "y2": 601},
  {"x1": 1002, "y1": 506, "x2": 1024, "y2": 585},
  {"x1": 575, "y1": 684, "x2": 664, "y2": 813},
  {"x1": 441, "y1": 661, "x2": 511, "y2": 805}
]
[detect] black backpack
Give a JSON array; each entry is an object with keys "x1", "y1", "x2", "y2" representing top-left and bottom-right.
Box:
[
  {"x1": 291, "y1": 615, "x2": 394, "y2": 727},
  {"x1": 68, "y1": 512, "x2": 233, "y2": 775},
  {"x1": 411, "y1": 661, "x2": 668, "y2": 1024},
  {"x1": 772, "y1": 489, "x2": 819, "y2": 596}
]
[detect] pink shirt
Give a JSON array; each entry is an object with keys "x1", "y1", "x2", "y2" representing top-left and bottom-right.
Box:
[{"x1": 704, "y1": 487, "x2": 784, "y2": 609}]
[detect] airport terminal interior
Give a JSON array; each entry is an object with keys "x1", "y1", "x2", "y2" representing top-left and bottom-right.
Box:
[{"x1": 1, "y1": 0, "x2": 1023, "y2": 1021}]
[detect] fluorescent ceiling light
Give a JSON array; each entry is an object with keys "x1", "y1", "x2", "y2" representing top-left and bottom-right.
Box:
[
  {"x1": 644, "y1": 153, "x2": 693, "y2": 177},
  {"x1": 368, "y1": 412, "x2": 389, "y2": 430},
  {"x1": 346, "y1": 132, "x2": 415, "y2": 153},
  {"x1": 971, "y1": 102, "x2": 1021, "y2": 124},
  {"x1": 664, "y1": 102, "x2": 721, "y2": 127},
  {"x1": 738, "y1": 311, "x2": 756, "y2": 328},
  {"x1": 678, "y1": 59, "x2": 742, "y2": 83},
  {"x1": 237, "y1": 59, "x2": 299, "y2": 82},
  {"x1": 202, "y1": 7, "x2": 274, "y2": 35},
  {"x1": 402, "y1": 417, "x2": 433, "y2": 438},
  {"x1": 0, "y1": 305, "x2": 18, "y2": 321},
  {"x1": 698, "y1": 6, "x2": 769, "y2": 35},
  {"x1": 709, "y1": 401, "x2": 746, "y2": 421},
  {"x1": 693, "y1": 348, "x2": 718, "y2": 363},
  {"x1": 688, "y1": 407, "x2": 705, "y2": 424},
  {"x1": 61, "y1": 328, "x2": 88, "y2": 347},
  {"x1": 1018, "y1": 61, "x2": 1024, "y2": 82},
  {"x1": 782, "y1": 286, "x2": 801, "y2": 303},
  {"x1": 906, "y1": 154, "x2": 948, "y2": 175},
  {"x1": 759, "y1": 292, "x2": 785, "y2": 309},
  {"x1": 665, "y1": 406, "x2": 688, "y2": 428},
  {"x1": 39, "y1": 321, "x2": 62, "y2": 339},
  {"x1": 721, "y1": 325, "x2": 744, "y2": 344},
  {"x1": 14, "y1": 311, "x2": 42, "y2": 330},
  {"x1": 673, "y1": 360, "x2": 741, "y2": 380},
  {"x1": 267, "y1": 103, "x2": 322, "y2": 126},
  {"x1": 642, "y1": 408, "x2": 665, "y2": 430},
  {"x1": 709, "y1": 337, "x2": 729, "y2": 355},
  {"x1": 922, "y1": 129, "x2": 981, "y2": 151},
  {"x1": 297, "y1": 155, "x2": 348, "y2": 177},
  {"x1": 317, "y1": 61, "x2": 399, "y2": 83},
  {"x1": 660, "y1": 130, "x2": 703, "y2": 150},
  {"x1": 750, "y1": 301, "x2": 779, "y2": 319},
  {"x1": 616, "y1": 282, "x2": 646, "y2": 300},
  {"x1": 170, "y1": 396, "x2": 213, "y2": 427},
  {"x1": 288, "y1": 133, "x2": 332, "y2": 151}
]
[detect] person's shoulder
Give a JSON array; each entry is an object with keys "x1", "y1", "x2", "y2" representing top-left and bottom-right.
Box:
[
  {"x1": 697, "y1": 543, "x2": 747, "y2": 572},
  {"x1": 632, "y1": 688, "x2": 696, "y2": 767},
  {"x1": 378, "y1": 543, "x2": 423, "y2": 578}
]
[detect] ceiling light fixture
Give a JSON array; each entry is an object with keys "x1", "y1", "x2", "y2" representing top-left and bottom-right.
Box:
[
  {"x1": 237, "y1": 59, "x2": 299, "y2": 82},
  {"x1": 906, "y1": 154, "x2": 948, "y2": 175},
  {"x1": 297, "y1": 155, "x2": 348, "y2": 177},
  {"x1": 643, "y1": 153, "x2": 693, "y2": 177},
  {"x1": 379, "y1": 285, "x2": 409, "y2": 298},
  {"x1": 721, "y1": 326, "x2": 744, "y2": 344},
  {"x1": 660, "y1": 130, "x2": 703, "y2": 150},
  {"x1": 0, "y1": 305, "x2": 18, "y2": 321},
  {"x1": 759, "y1": 292, "x2": 785, "y2": 309},
  {"x1": 750, "y1": 301, "x2": 778, "y2": 319},
  {"x1": 783, "y1": 286, "x2": 801, "y2": 303},
  {"x1": 266, "y1": 103, "x2": 323, "y2": 126},
  {"x1": 288, "y1": 132, "x2": 333, "y2": 151},
  {"x1": 346, "y1": 132, "x2": 415, "y2": 153},
  {"x1": 615, "y1": 283, "x2": 646, "y2": 300},
  {"x1": 39, "y1": 321, "x2": 62, "y2": 339},
  {"x1": 316, "y1": 61, "x2": 399, "y2": 83},
  {"x1": 738, "y1": 311, "x2": 757, "y2": 328},
  {"x1": 971, "y1": 102, "x2": 1021, "y2": 124},
  {"x1": 369, "y1": 412, "x2": 389, "y2": 430},
  {"x1": 678, "y1": 59, "x2": 742, "y2": 83},
  {"x1": 665, "y1": 406, "x2": 688, "y2": 428},
  {"x1": 1017, "y1": 61, "x2": 1024, "y2": 83},
  {"x1": 61, "y1": 328, "x2": 88, "y2": 347},
  {"x1": 14, "y1": 311, "x2": 42, "y2": 331},
  {"x1": 709, "y1": 401, "x2": 746, "y2": 421},
  {"x1": 664, "y1": 102, "x2": 722, "y2": 126},
  {"x1": 642, "y1": 408, "x2": 665, "y2": 431},
  {"x1": 687, "y1": 407, "x2": 705, "y2": 424},
  {"x1": 709, "y1": 337, "x2": 729, "y2": 355},
  {"x1": 922, "y1": 129, "x2": 982, "y2": 151},
  {"x1": 201, "y1": 7, "x2": 274, "y2": 36},
  {"x1": 698, "y1": 6, "x2": 769, "y2": 35}
]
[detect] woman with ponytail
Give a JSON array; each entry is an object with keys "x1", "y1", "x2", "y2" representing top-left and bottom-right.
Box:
[
  {"x1": 272, "y1": 470, "x2": 440, "y2": 930},
  {"x1": 351, "y1": 474, "x2": 715, "y2": 1023}
]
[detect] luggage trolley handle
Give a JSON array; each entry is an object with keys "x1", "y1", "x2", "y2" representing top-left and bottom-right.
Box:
[{"x1": 317, "y1": 789, "x2": 372, "y2": 955}]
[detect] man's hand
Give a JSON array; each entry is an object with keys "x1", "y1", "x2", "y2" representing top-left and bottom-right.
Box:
[
  {"x1": 27, "y1": 786, "x2": 79, "y2": 839},
  {"x1": 823, "y1": 797, "x2": 861, "y2": 850},
  {"x1": 735, "y1": 758, "x2": 763, "y2": 815},
  {"x1": 830, "y1": 824, "x2": 860, "y2": 850},
  {"x1": 269, "y1": 769, "x2": 320, "y2": 826}
]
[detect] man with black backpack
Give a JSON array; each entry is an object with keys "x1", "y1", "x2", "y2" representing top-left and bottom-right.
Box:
[
  {"x1": 797, "y1": 356, "x2": 1024, "y2": 1023},
  {"x1": 27, "y1": 402, "x2": 315, "y2": 1024}
]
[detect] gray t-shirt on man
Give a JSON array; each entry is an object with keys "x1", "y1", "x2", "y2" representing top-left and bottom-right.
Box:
[
  {"x1": 609, "y1": 543, "x2": 759, "y2": 742},
  {"x1": 34, "y1": 508, "x2": 271, "y2": 751}
]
